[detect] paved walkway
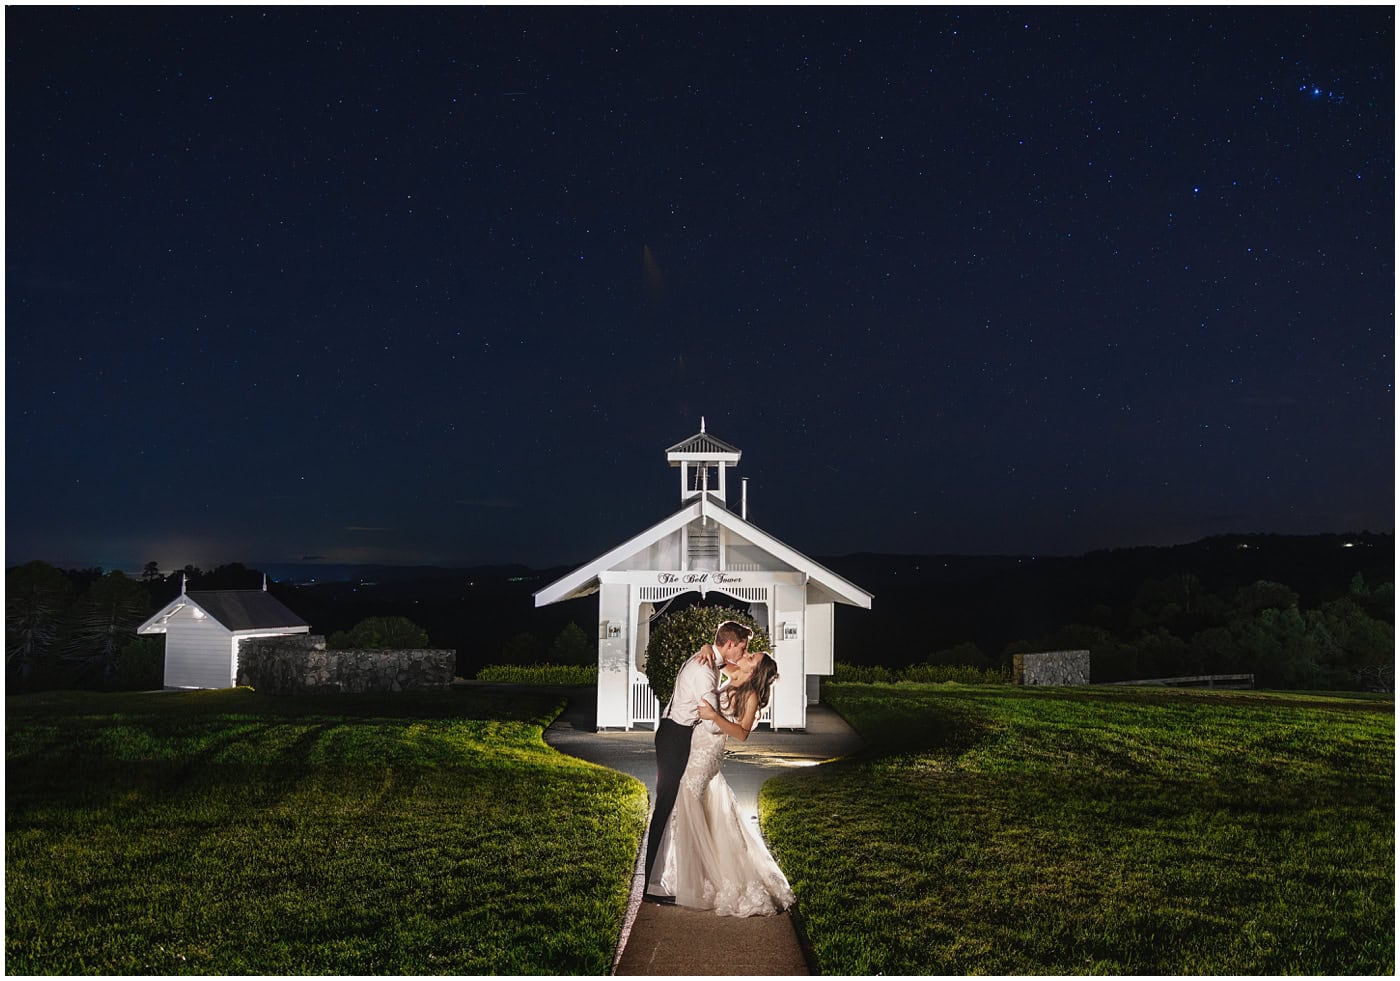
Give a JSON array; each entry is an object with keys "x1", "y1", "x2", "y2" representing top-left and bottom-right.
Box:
[{"x1": 544, "y1": 694, "x2": 863, "y2": 976}]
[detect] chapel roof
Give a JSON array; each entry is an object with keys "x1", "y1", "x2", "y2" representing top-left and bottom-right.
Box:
[{"x1": 533, "y1": 497, "x2": 873, "y2": 609}]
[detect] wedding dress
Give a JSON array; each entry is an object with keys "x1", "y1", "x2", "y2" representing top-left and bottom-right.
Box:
[{"x1": 647, "y1": 692, "x2": 796, "y2": 916}]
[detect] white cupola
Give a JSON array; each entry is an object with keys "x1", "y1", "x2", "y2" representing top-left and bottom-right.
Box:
[{"x1": 665, "y1": 417, "x2": 742, "y2": 505}]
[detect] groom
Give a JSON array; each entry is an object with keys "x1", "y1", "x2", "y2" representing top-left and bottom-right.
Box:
[{"x1": 643, "y1": 619, "x2": 755, "y2": 900}]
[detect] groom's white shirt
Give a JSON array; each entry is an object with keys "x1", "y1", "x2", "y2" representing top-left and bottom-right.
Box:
[{"x1": 663, "y1": 649, "x2": 721, "y2": 726}]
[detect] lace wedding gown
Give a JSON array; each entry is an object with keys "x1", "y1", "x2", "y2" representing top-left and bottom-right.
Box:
[{"x1": 647, "y1": 695, "x2": 796, "y2": 916}]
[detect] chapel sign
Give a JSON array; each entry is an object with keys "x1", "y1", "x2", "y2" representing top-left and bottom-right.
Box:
[{"x1": 657, "y1": 572, "x2": 745, "y2": 585}]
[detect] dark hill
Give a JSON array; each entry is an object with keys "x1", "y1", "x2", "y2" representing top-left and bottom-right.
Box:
[
  {"x1": 821, "y1": 532, "x2": 1392, "y2": 664},
  {"x1": 256, "y1": 532, "x2": 1390, "y2": 676}
]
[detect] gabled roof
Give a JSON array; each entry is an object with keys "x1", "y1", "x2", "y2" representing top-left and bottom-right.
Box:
[
  {"x1": 666, "y1": 430, "x2": 741, "y2": 460},
  {"x1": 534, "y1": 498, "x2": 873, "y2": 609},
  {"x1": 138, "y1": 589, "x2": 309, "y2": 634},
  {"x1": 534, "y1": 501, "x2": 705, "y2": 606}
]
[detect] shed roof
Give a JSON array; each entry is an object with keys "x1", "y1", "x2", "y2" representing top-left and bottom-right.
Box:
[{"x1": 138, "y1": 589, "x2": 308, "y2": 634}]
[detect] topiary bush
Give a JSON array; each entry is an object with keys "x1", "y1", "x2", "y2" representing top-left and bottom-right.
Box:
[{"x1": 643, "y1": 605, "x2": 769, "y2": 707}]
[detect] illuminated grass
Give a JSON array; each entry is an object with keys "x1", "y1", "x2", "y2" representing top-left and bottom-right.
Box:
[
  {"x1": 762, "y1": 684, "x2": 1393, "y2": 975},
  {"x1": 474, "y1": 664, "x2": 598, "y2": 686},
  {"x1": 6, "y1": 688, "x2": 647, "y2": 975}
]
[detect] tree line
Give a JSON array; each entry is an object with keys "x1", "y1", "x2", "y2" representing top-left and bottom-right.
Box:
[
  {"x1": 8, "y1": 535, "x2": 1394, "y2": 694},
  {"x1": 5, "y1": 558, "x2": 594, "y2": 693},
  {"x1": 7, "y1": 561, "x2": 281, "y2": 692},
  {"x1": 841, "y1": 569, "x2": 1393, "y2": 692}
]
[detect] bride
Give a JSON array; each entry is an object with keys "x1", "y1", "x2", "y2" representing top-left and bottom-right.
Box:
[{"x1": 647, "y1": 646, "x2": 796, "y2": 917}]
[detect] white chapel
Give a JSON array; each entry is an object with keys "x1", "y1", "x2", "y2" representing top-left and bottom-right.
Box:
[{"x1": 534, "y1": 422, "x2": 873, "y2": 730}]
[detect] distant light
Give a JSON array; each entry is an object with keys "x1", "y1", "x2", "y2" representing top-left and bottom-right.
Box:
[{"x1": 1342, "y1": 542, "x2": 1356, "y2": 548}]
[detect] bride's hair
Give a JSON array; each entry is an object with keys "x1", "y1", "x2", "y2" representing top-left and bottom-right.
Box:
[{"x1": 723, "y1": 652, "x2": 779, "y2": 717}]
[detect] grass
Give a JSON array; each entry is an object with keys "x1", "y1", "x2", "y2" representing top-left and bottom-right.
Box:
[
  {"x1": 473, "y1": 664, "x2": 599, "y2": 686},
  {"x1": 6, "y1": 687, "x2": 647, "y2": 975},
  {"x1": 761, "y1": 683, "x2": 1394, "y2": 975}
]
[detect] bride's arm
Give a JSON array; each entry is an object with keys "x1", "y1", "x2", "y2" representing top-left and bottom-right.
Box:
[{"x1": 696, "y1": 690, "x2": 759, "y2": 741}]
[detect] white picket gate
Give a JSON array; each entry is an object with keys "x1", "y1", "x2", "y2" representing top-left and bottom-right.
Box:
[
  {"x1": 630, "y1": 675, "x2": 660, "y2": 727},
  {"x1": 628, "y1": 675, "x2": 771, "y2": 729}
]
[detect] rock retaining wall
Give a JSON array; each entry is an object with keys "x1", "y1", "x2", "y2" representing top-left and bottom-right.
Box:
[
  {"x1": 237, "y1": 635, "x2": 456, "y2": 693},
  {"x1": 1013, "y1": 649, "x2": 1091, "y2": 686}
]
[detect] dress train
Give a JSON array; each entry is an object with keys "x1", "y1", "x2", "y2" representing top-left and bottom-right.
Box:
[{"x1": 648, "y1": 712, "x2": 795, "y2": 916}]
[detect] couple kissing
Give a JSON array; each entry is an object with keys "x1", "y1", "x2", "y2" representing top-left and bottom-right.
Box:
[{"x1": 643, "y1": 619, "x2": 795, "y2": 916}]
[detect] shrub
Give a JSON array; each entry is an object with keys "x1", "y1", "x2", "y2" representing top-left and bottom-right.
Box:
[
  {"x1": 327, "y1": 616, "x2": 431, "y2": 650},
  {"x1": 900, "y1": 663, "x2": 1010, "y2": 685},
  {"x1": 500, "y1": 631, "x2": 544, "y2": 665},
  {"x1": 111, "y1": 635, "x2": 164, "y2": 690},
  {"x1": 643, "y1": 606, "x2": 769, "y2": 707},
  {"x1": 832, "y1": 662, "x2": 894, "y2": 684},
  {"x1": 831, "y1": 662, "x2": 1010, "y2": 685},
  {"x1": 474, "y1": 664, "x2": 598, "y2": 686},
  {"x1": 549, "y1": 622, "x2": 593, "y2": 666},
  {"x1": 926, "y1": 641, "x2": 988, "y2": 668}
]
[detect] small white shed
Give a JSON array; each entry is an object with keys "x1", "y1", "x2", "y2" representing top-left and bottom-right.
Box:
[
  {"x1": 138, "y1": 581, "x2": 309, "y2": 689},
  {"x1": 534, "y1": 423, "x2": 873, "y2": 730}
]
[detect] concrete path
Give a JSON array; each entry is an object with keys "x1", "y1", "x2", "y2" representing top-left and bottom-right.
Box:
[{"x1": 543, "y1": 693, "x2": 863, "y2": 976}]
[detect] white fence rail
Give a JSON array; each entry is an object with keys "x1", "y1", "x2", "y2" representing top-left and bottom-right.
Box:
[
  {"x1": 629, "y1": 676, "x2": 771, "y2": 729},
  {"x1": 630, "y1": 676, "x2": 660, "y2": 727}
]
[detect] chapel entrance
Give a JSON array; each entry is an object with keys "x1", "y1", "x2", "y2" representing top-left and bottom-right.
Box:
[{"x1": 634, "y1": 589, "x2": 771, "y2": 672}]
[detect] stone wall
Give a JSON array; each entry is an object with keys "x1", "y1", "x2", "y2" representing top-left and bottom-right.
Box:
[
  {"x1": 1013, "y1": 649, "x2": 1091, "y2": 686},
  {"x1": 237, "y1": 635, "x2": 456, "y2": 694}
]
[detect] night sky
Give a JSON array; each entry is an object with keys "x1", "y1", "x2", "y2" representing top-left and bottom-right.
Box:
[{"x1": 6, "y1": 6, "x2": 1394, "y2": 573}]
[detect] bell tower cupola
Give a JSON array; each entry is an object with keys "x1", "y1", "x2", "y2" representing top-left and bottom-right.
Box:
[{"x1": 665, "y1": 417, "x2": 741, "y2": 506}]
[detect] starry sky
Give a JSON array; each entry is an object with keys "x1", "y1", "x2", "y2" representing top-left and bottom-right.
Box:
[{"x1": 6, "y1": 6, "x2": 1394, "y2": 573}]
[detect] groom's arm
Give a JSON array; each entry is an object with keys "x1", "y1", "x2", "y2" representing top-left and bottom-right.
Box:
[
  {"x1": 670, "y1": 649, "x2": 720, "y2": 723},
  {"x1": 685, "y1": 645, "x2": 723, "y2": 690},
  {"x1": 669, "y1": 654, "x2": 714, "y2": 723},
  {"x1": 689, "y1": 643, "x2": 721, "y2": 668}
]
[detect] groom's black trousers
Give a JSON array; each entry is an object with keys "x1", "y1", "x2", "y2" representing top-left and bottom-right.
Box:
[{"x1": 644, "y1": 718, "x2": 693, "y2": 891}]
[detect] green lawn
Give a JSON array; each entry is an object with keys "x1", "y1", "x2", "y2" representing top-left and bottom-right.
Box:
[
  {"x1": 762, "y1": 683, "x2": 1394, "y2": 975},
  {"x1": 6, "y1": 687, "x2": 647, "y2": 975}
]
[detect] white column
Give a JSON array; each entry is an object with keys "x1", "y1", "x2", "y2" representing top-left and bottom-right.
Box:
[
  {"x1": 770, "y1": 583, "x2": 808, "y2": 729},
  {"x1": 804, "y1": 600, "x2": 835, "y2": 704},
  {"x1": 596, "y1": 583, "x2": 631, "y2": 729}
]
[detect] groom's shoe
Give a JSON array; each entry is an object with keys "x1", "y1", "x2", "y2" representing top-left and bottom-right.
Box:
[{"x1": 643, "y1": 893, "x2": 676, "y2": 905}]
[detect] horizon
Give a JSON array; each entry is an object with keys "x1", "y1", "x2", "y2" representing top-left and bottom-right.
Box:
[{"x1": 10, "y1": 527, "x2": 1392, "y2": 581}]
